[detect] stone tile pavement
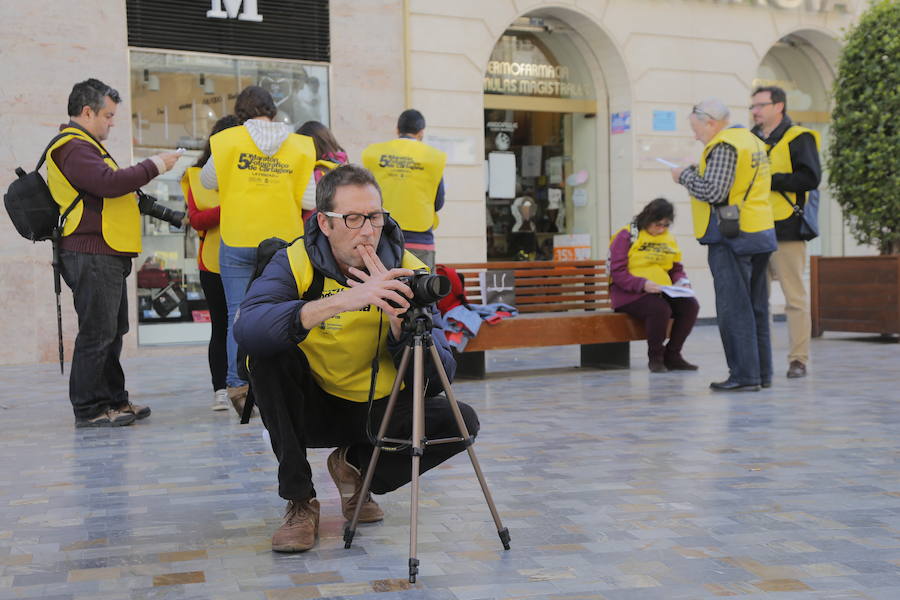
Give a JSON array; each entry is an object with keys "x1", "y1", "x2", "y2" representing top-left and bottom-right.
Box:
[{"x1": 0, "y1": 323, "x2": 898, "y2": 599}]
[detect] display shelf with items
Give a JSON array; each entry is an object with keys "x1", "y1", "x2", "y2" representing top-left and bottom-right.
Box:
[
  {"x1": 135, "y1": 147, "x2": 203, "y2": 325},
  {"x1": 484, "y1": 109, "x2": 571, "y2": 261}
]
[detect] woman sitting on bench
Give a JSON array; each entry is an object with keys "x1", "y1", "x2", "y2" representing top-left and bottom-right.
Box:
[{"x1": 609, "y1": 198, "x2": 700, "y2": 373}]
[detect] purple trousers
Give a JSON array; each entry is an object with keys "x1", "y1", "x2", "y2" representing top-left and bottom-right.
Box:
[{"x1": 615, "y1": 293, "x2": 699, "y2": 360}]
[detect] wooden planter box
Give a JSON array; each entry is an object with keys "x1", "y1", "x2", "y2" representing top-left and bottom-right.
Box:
[{"x1": 810, "y1": 255, "x2": 900, "y2": 337}]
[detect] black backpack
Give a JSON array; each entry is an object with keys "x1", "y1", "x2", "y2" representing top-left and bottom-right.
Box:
[{"x1": 4, "y1": 132, "x2": 84, "y2": 242}]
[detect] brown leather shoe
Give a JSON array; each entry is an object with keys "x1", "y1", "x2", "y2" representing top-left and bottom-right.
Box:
[
  {"x1": 271, "y1": 498, "x2": 319, "y2": 552},
  {"x1": 227, "y1": 385, "x2": 249, "y2": 416},
  {"x1": 787, "y1": 360, "x2": 807, "y2": 378},
  {"x1": 327, "y1": 448, "x2": 384, "y2": 523},
  {"x1": 119, "y1": 401, "x2": 151, "y2": 420}
]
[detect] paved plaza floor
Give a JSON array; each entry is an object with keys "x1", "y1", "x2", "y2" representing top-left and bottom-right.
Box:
[{"x1": 1, "y1": 323, "x2": 899, "y2": 600}]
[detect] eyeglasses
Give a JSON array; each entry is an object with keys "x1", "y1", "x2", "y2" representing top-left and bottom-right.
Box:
[
  {"x1": 749, "y1": 102, "x2": 774, "y2": 110},
  {"x1": 692, "y1": 105, "x2": 715, "y2": 120},
  {"x1": 324, "y1": 211, "x2": 389, "y2": 229}
]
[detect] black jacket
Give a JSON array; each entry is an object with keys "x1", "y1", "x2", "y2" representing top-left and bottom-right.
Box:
[
  {"x1": 234, "y1": 215, "x2": 456, "y2": 392},
  {"x1": 752, "y1": 117, "x2": 822, "y2": 241}
]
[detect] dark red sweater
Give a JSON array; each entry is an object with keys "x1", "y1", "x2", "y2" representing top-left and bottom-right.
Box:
[{"x1": 51, "y1": 123, "x2": 159, "y2": 256}]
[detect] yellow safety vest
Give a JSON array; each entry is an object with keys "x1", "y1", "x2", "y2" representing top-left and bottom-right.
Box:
[
  {"x1": 287, "y1": 242, "x2": 427, "y2": 402},
  {"x1": 691, "y1": 127, "x2": 774, "y2": 239},
  {"x1": 45, "y1": 127, "x2": 142, "y2": 253},
  {"x1": 180, "y1": 167, "x2": 222, "y2": 273},
  {"x1": 611, "y1": 225, "x2": 682, "y2": 287},
  {"x1": 211, "y1": 126, "x2": 315, "y2": 247},
  {"x1": 361, "y1": 138, "x2": 446, "y2": 232},
  {"x1": 765, "y1": 126, "x2": 821, "y2": 221}
]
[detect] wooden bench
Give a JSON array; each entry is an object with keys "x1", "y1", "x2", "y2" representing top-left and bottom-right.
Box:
[{"x1": 440, "y1": 260, "x2": 646, "y2": 378}]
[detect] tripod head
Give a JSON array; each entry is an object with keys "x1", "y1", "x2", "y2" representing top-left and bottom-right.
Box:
[{"x1": 400, "y1": 305, "x2": 434, "y2": 338}]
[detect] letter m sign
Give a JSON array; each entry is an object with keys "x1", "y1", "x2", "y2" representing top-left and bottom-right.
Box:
[{"x1": 207, "y1": 0, "x2": 263, "y2": 22}]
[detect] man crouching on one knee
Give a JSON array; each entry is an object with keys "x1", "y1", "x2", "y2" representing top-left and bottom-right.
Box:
[{"x1": 234, "y1": 164, "x2": 479, "y2": 552}]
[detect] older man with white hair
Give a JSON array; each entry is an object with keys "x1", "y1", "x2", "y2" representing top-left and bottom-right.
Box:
[{"x1": 671, "y1": 98, "x2": 777, "y2": 392}]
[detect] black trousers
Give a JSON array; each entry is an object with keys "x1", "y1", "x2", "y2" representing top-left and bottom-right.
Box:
[
  {"x1": 59, "y1": 251, "x2": 131, "y2": 420},
  {"x1": 199, "y1": 270, "x2": 228, "y2": 392},
  {"x1": 249, "y1": 347, "x2": 480, "y2": 501}
]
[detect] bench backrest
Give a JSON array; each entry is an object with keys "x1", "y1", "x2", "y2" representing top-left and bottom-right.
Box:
[{"x1": 439, "y1": 260, "x2": 610, "y2": 313}]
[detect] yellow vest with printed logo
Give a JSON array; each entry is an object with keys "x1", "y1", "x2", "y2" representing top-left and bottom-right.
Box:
[
  {"x1": 286, "y1": 242, "x2": 427, "y2": 402},
  {"x1": 765, "y1": 126, "x2": 821, "y2": 222},
  {"x1": 45, "y1": 127, "x2": 142, "y2": 253},
  {"x1": 611, "y1": 225, "x2": 682, "y2": 287},
  {"x1": 690, "y1": 127, "x2": 774, "y2": 239},
  {"x1": 181, "y1": 167, "x2": 222, "y2": 273},
  {"x1": 361, "y1": 138, "x2": 446, "y2": 232},
  {"x1": 211, "y1": 126, "x2": 315, "y2": 247}
]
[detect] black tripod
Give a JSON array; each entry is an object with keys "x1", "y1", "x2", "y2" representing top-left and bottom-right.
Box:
[{"x1": 342, "y1": 306, "x2": 510, "y2": 583}]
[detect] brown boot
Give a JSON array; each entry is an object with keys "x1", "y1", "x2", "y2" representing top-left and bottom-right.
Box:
[
  {"x1": 664, "y1": 352, "x2": 699, "y2": 371},
  {"x1": 327, "y1": 448, "x2": 384, "y2": 523},
  {"x1": 227, "y1": 385, "x2": 249, "y2": 417},
  {"x1": 271, "y1": 498, "x2": 319, "y2": 552}
]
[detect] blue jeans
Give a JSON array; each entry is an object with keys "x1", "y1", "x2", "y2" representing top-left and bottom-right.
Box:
[
  {"x1": 59, "y1": 251, "x2": 132, "y2": 419},
  {"x1": 707, "y1": 243, "x2": 773, "y2": 385},
  {"x1": 219, "y1": 242, "x2": 257, "y2": 387}
]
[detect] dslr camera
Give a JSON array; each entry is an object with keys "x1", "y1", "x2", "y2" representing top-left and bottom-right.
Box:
[
  {"x1": 137, "y1": 190, "x2": 186, "y2": 228},
  {"x1": 396, "y1": 270, "x2": 451, "y2": 308}
]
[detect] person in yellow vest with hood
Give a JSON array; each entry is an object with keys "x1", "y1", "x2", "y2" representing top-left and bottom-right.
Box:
[
  {"x1": 362, "y1": 109, "x2": 446, "y2": 271},
  {"x1": 183, "y1": 115, "x2": 240, "y2": 412},
  {"x1": 233, "y1": 164, "x2": 477, "y2": 553},
  {"x1": 671, "y1": 98, "x2": 777, "y2": 392},
  {"x1": 47, "y1": 78, "x2": 181, "y2": 427},
  {"x1": 200, "y1": 86, "x2": 316, "y2": 415},
  {"x1": 750, "y1": 86, "x2": 822, "y2": 380},
  {"x1": 609, "y1": 198, "x2": 700, "y2": 373}
]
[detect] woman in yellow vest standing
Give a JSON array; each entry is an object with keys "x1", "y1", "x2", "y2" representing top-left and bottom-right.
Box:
[
  {"x1": 609, "y1": 198, "x2": 700, "y2": 372},
  {"x1": 296, "y1": 120, "x2": 349, "y2": 222},
  {"x1": 182, "y1": 115, "x2": 239, "y2": 411},
  {"x1": 200, "y1": 86, "x2": 316, "y2": 414}
]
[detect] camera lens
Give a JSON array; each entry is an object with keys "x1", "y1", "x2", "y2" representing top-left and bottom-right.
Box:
[{"x1": 403, "y1": 272, "x2": 450, "y2": 306}]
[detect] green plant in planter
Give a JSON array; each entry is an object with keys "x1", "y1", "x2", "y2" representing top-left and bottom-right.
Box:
[{"x1": 827, "y1": 0, "x2": 900, "y2": 255}]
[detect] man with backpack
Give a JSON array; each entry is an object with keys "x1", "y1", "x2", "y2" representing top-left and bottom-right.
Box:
[
  {"x1": 234, "y1": 164, "x2": 478, "y2": 553},
  {"x1": 48, "y1": 79, "x2": 180, "y2": 427},
  {"x1": 750, "y1": 86, "x2": 822, "y2": 379}
]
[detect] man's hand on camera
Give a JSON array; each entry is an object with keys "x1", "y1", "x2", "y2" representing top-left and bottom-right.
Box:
[
  {"x1": 346, "y1": 245, "x2": 413, "y2": 338},
  {"x1": 298, "y1": 245, "x2": 413, "y2": 334}
]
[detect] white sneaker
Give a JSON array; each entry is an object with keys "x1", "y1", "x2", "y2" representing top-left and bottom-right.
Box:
[{"x1": 212, "y1": 389, "x2": 229, "y2": 411}]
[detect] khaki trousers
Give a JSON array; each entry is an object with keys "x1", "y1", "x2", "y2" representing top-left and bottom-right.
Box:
[{"x1": 767, "y1": 240, "x2": 810, "y2": 365}]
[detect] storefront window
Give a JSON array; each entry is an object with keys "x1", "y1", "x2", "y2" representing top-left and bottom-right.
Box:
[
  {"x1": 485, "y1": 110, "x2": 570, "y2": 261},
  {"x1": 129, "y1": 49, "x2": 329, "y2": 343},
  {"x1": 483, "y1": 28, "x2": 595, "y2": 262}
]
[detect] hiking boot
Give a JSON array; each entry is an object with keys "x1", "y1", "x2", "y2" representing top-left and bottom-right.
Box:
[
  {"x1": 212, "y1": 389, "x2": 229, "y2": 412},
  {"x1": 118, "y1": 402, "x2": 151, "y2": 420},
  {"x1": 271, "y1": 498, "x2": 319, "y2": 553},
  {"x1": 787, "y1": 360, "x2": 807, "y2": 378},
  {"x1": 664, "y1": 352, "x2": 699, "y2": 371},
  {"x1": 75, "y1": 408, "x2": 136, "y2": 428},
  {"x1": 227, "y1": 385, "x2": 249, "y2": 416},
  {"x1": 327, "y1": 447, "x2": 384, "y2": 523}
]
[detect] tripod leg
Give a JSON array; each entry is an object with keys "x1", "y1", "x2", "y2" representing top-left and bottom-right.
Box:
[
  {"x1": 428, "y1": 344, "x2": 511, "y2": 551},
  {"x1": 344, "y1": 345, "x2": 412, "y2": 549},
  {"x1": 408, "y1": 342, "x2": 425, "y2": 583}
]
